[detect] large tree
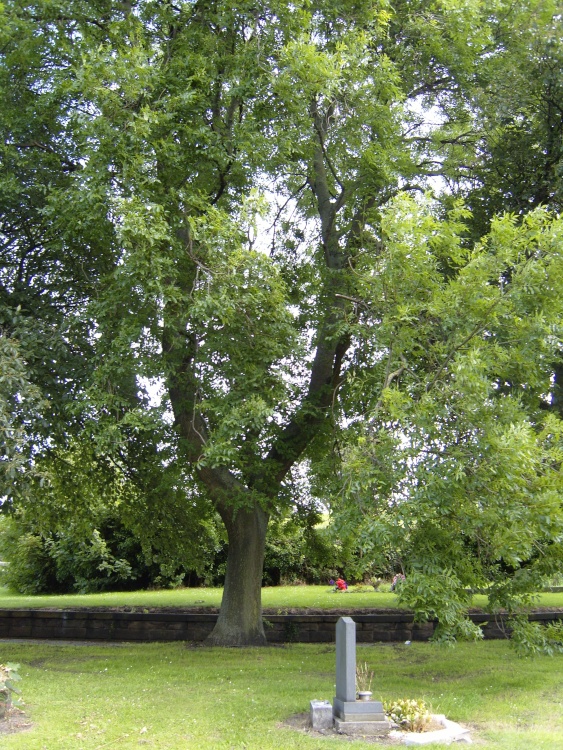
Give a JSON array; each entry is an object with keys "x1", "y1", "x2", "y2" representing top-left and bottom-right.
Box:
[{"x1": 1, "y1": 0, "x2": 562, "y2": 645}]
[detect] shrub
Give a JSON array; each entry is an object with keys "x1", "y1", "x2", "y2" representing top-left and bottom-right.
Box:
[
  {"x1": 262, "y1": 518, "x2": 340, "y2": 586},
  {"x1": 384, "y1": 698, "x2": 431, "y2": 732},
  {"x1": 0, "y1": 663, "x2": 22, "y2": 719},
  {"x1": 0, "y1": 520, "x2": 58, "y2": 594},
  {"x1": 0, "y1": 513, "x2": 204, "y2": 594},
  {"x1": 0, "y1": 515, "x2": 148, "y2": 594}
]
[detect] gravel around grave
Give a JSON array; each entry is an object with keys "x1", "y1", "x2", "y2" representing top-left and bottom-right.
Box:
[
  {"x1": 281, "y1": 712, "x2": 474, "y2": 746},
  {"x1": 0, "y1": 708, "x2": 32, "y2": 736},
  {"x1": 281, "y1": 712, "x2": 405, "y2": 745}
]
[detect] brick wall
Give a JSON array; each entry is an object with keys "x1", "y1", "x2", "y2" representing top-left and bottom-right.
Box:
[{"x1": 0, "y1": 609, "x2": 561, "y2": 643}]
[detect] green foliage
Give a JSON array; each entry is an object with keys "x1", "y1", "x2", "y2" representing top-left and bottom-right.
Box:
[
  {"x1": 0, "y1": 509, "x2": 218, "y2": 595},
  {"x1": 0, "y1": 498, "x2": 339, "y2": 594},
  {"x1": 384, "y1": 698, "x2": 431, "y2": 732},
  {"x1": 263, "y1": 516, "x2": 340, "y2": 586},
  {"x1": 509, "y1": 616, "x2": 563, "y2": 658},
  {"x1": 1, "y1": 0, "x2": 562, "y2": 646},
  {"x1": 459, "y1": 1, "x2": 563, "y2": 229},
  {"x1": 0, "y1": 662, "x2": 22, "y2": 718},
  {"x1": 0, "y1": 515, "x2": 140, "y2": 595},
  {"x1": 0, "y1": 520, "x2": 56, "y2": 595},
  {"x1": 0, "y1": 436, "x2": 226, "y2": 593},
  {"x1": 326, "y1": 200, "x2": 563, "y2": 643},
  {"x1": 398, "y1": 572, "x2": 484, "y2": 644},
  {"x1": 0, "y1": 329, "x2": 49, "y2": 500}
]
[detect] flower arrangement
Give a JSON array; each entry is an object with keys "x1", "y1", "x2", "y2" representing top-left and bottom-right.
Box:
[
  {"x1": 356, "y1": 661, "x2": 374, "y2": 693},
  {"x1": 384, "y1": 698, "x2": 431, "y2": 732}
]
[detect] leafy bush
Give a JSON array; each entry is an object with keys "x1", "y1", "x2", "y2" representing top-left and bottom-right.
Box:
[
  {"x1": 262, "y1": 519, "x2": 340, "y2": 586},
  {"x1": 0, "y1": 508, "x2": 343, "y2": 593},
  {"x1": 0, "y1": 516, "x2": 142, "y2": 594},
  {"x1": 0, "y1": 663, "x2": 22, "y2": 718},
  {"x1": 0, "y1": 438, "x2": 344, "y2": 593},
  {"x1": 384, "y1": 698, "x2": 431, "y2": 732},
  {"x1": 396, "y1": 570, "x2": 484, "y2": 643},
  {"x1": 0, "y1": 511, "x2": 219, "y2": 594},
  {"x1": 0, "y1": 522, "x2": 58, "y2": 594},
  {"x1": 509, "y1": 616, "x2": 563, "y2": 657}
]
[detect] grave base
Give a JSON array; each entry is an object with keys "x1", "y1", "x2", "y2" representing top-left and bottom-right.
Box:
[
  {"x1": 333, "y1": 697, "x2": 386, "y2": 722},
  {"x1": 334, "y1": 718, "x2": 393, "y2": 736}
]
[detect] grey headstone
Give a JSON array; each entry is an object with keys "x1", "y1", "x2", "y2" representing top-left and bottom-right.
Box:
[
  {"x1": 335, "y1": 616, "x2": 356, "y2": 703},
  {"x1": 310, "y1": 699, "x2": 333, "y2": 730},
  {"x1": 333, "y1": 615, "x2": 391, "y2": 732}
]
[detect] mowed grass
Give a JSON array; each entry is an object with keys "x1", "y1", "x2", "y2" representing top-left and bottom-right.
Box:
[
  {"x1": 0, "y1": 585, "x2": 401, "y2": 610},
  {"x1": 0, "y1": 584, "x2": 563, "y2": 611},
  {"x1": 0, "y1": 639, "x2": 561, "y2": 749}
]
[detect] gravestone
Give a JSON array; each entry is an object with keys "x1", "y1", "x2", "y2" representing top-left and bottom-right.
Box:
[
  {"x1": 333, "y1": 616, "x2": 391, "y2": 735},
  {"x1": 335, "y1": 616, "x2": 356, "y2": 704},
  {"x1": 310, "y1": 699, "x2": 333, "y2": 730}
]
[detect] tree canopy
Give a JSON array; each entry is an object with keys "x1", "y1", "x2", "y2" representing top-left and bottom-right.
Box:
[{"x1": 1, "y1": 0, "x2": 562, "y2": 646}]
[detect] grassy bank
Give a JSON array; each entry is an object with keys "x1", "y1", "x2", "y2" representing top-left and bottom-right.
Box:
[
  {"x1": 0, "y1": 584, "x2": 562, "y2": 612},
  {"x1": 0, "y1": 585, "x2": 400, "y2": 610},
  {"x1": 0, "y1": 639, "x2": 561, "y2": 749}
]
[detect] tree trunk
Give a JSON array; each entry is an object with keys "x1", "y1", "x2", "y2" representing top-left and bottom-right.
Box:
[{"x1": 206, "y1": 503, "x2": 269, "y2": 646}]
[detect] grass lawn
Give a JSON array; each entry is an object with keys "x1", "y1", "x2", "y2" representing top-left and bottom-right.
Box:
[
  {"x1": 1, "y1": 584, "x2": 563, "y2": 611},
  {"x1": 0, "y1": 639, "x2": 561, "y2": 749},
  {"x1": 0, "y1": 584, "x2": 399, "y2": 610}
]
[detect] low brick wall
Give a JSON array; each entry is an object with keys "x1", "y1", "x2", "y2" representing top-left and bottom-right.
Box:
[
  {"x1": 0, "y1": 609, "x2": 561, "y2": 643},
  {"x1": 265, "y1": 611, "x2": 563, "y2": 643},
  {"x1": 0, "y1": 610, "x2": 217, "y2": 642}
]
